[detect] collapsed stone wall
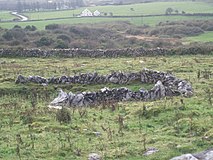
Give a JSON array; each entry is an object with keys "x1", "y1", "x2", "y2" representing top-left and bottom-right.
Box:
[
  {"x1": 15, "y1": 69, "x2": 193, "y2": 108},
  {"x1": 1, "y1": 46, "x2": 212, "y2": 58}
]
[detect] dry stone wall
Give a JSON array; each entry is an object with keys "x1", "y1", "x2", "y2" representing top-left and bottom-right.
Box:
[
  {"x1": 16, "y1": 69, "x2": 193, "y2": 108},
  {"x1": 1, "y1": 46, "x2": 212, "y2": 58}
]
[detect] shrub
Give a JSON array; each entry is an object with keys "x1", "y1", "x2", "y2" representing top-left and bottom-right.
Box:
[
  {"x1": 13, "y1": 25, "x2": 22, "y2": 29},
  {"x1": 57, "y1": 34, "x2": 71, "y2": 42},
  {"x1": 54, "y1": 40, "x2": 69, "y2": 49},
  {"x1": 10, "y1": 40, "x2": 20, "y2": 46},
  {"x1": 10, "y1": 28, "x2": 26, "y2": 40},
  {"x1": 45, "y1": 24, "x2": 60, "y2": 30},
  {"x1": 36, "y1": 37, "x2": 53, "y2": 47},
  {"x1": 126, "y1": 28, "x2": 144, "y2": 35},
  {"x1": 69, "y1": 26, "x2": 83, "y2": 35},
  {"x1": 25, "y1": 25, "x2": 37, "y2": 31},
  {"x1": 2, "y1": 31, "x2": 13, "y2": 41},
  {"x1": 148, "y1": 25, "x2": 204, "y2": 37},
  {"x1": 56, "y1": 107, "x2": 71, "y2": 124}
]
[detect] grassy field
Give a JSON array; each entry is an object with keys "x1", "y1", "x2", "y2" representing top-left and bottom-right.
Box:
[
  {"x1": 1, "y1": 15, "x2": 213, "y2": 30},
  {"x1": 186, "y1": 31, "x2": 213, "y2": 42},
  {"x1": 24, "y1": 2, "x2": 213, "y2": 20},
  {"x1": 0, "y1": 11, "x2": 15, "y2": 21},
  {"x1": 0, "y1": 1, "x2": 213, "y2": 30},
  {"x1": 0, "y1": 55, "x2": 213, "y2": 160}
]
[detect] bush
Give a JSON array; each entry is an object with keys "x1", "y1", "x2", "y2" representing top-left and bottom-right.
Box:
[
  {"x1": 56, "y1": 107, "x2": 71, "y2": 124},
  {"x1": 148, "y1": 25, "x2": 204, "y2": 37},
  {"x1": 126, "y1": 28, "x2": 144, "y2": 35},
  {"x1": 36, "y1": 37, "x2": 53, "y2": 47},
  {"x1": 54, "y1": 40, "x2": 69, "y2": 49},
  {"x1": 25, "y1": 25, "x2": 37, "y2": 31},
  {"x1": 10, "y1": 40, "x2": 20, "y2": 46},
  {"x1": 13, "y1": 25, "x2": 22, "y2": 29},
  {"x1": 2, "y1": 31, "x2": 13, "y2": 41},
  {"x1": 45, "y1": 24, "x2": 60, "y2": 30},
  {"x1": 57, "y1": 34, "x2": 71, "y2": 42},
  {"x1": 10, "y1": 28, "x2": 26, "y2": 40}
]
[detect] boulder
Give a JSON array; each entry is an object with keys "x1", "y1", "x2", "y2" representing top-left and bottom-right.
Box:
[
  {"x1": 171, "y1": 149, "x2": 213, "y2": 160},
  {"x1": 88, "y1": 153, "x2": 101, "y2": 160},
  {"x1": 170, "y1": 154, "x2": 198, "y2": 160},
  {"x1": 15, "y1": 75, "x2": 28, "y2": 83},
  {"x1": 193, "y1": 149, "x2": 213, "y2": 160},
  {"x1": 108, "y1": 75, "x2": 119, "y2": 84},
  {"x1": 49, "y1": 89, "x2": 69, "y2": 107}
]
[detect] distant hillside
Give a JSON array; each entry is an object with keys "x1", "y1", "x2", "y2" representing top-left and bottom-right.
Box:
[
  {"x1": 0, "y1": 0, "x2": 211, "y2": 11},
  {"x1": 86, "y1": 0, "x2": 212, "y2": 5},
  {"x1": 0, "y1": 0, "x2": 86, "y2": 11}
]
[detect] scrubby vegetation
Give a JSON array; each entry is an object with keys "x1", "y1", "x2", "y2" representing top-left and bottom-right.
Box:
[
  {"x1": 1, "y1": 19, "x2": 213, "y2": 49},
  {"x1": 148, "y1": 20, "x2": 213, "y2": 38},
  {"x1": 0, "y1": 22, "x2": 183, "y2": 49}
]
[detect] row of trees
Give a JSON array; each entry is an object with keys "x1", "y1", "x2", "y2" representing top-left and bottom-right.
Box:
[
  {"x1": 165, "y1": 7, "x2": 186, "y2": 15},
  {"x1": 0, "y1": 0, "x2": 85, "y2": 12}
]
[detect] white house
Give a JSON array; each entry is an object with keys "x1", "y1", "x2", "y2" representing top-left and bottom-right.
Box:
[
  {"x1": 80, "y1": 8, "x2": 93, "y2": 17},
  {"x1": 93, "y1": 10, "x2": 101, "y2": 16}
]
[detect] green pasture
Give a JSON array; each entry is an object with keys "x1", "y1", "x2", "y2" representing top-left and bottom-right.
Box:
[
  {"x1": 24, "y1": 2, "x2": 213, "y2": 20},
  {"x1": 1, "y1": 15, "x2": 213, "y2": 30},
  {"x1": 186, "y1": 31, "x2": 213, "y2": 42},
  {"x1": 0, "y1": 11, "x2": 15, "y2": 21},
  {"x1": 0, "y1": 17, "x2": 130, "y2": 29},
  {"x1": 0, "y1": 55, "x2": 213, "y2": 160}
]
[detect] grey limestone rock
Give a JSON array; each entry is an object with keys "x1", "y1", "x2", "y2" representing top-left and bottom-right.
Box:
[
  {"x1": 170, "y1": 154, "x2": 198, "y2": 160},
  {"x1": 171, "y1": 149, "x2": 213, "y2": 160},
  {"x1": 88, "y1": 153, "x2": 101, "y2": 160},
  {"x1": 193, "y1": 149, "x2": 213, "y2": 160},
  {"x1": 15, "y1": 75, "x2": 28, "y2": 84},
  {"x1": 15, "y1": 69, "x2": 193, "y2": 107}
]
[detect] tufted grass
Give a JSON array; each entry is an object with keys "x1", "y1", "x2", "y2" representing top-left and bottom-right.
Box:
[{"x1": 0, "y1": 55, "x2": 213, "y2": 160}]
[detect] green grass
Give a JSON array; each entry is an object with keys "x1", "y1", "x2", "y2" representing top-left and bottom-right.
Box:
[
  {"x1": 0, "y1": 17, "x2": 131, "y2": 29},
  {"x1": 24, "y1": 2, "x2": 213, "y2": 20},
  {"x1": 0, "y1": 55, "x2": 213, "y2": 159},
  {"x1": 186, "y1": 31, "x2": 213, "y2": 42},
  {"x1": 0, "y1": 11, "x2": 15, "y2": 20},
  {"x1": 1, "y1": 1, "x2": 213, "y2": 30},
  {"x1": 1, "y1": 15, "x2": 213, "y2": 30}
]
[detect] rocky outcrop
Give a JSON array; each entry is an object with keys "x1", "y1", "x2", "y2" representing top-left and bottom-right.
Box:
[
  {"x1": 170, "y1": 149, "x2": 213, "y2": 160},
  {"x1": 47, "y1": 69, "x2": 193, "y2": 107}
]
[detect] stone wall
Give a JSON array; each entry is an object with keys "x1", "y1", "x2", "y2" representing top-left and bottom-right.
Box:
[
  {"x1": 1, "y1": 46, "x2": 212, "y2": 58},
  {"x1": 33, "y1": 69, "x2": 194, "y2": 108}
]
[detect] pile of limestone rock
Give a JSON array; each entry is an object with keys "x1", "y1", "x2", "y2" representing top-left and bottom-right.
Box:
[
  {"x1": 16, "y1": 69, "x2": 193, "y2": 97},
  {"x1": 16, "y1": 71, "x2": 141, "y2": 85},
  {"x1": 38, "y1": 69, "x2": 193, "y2": 108}
]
